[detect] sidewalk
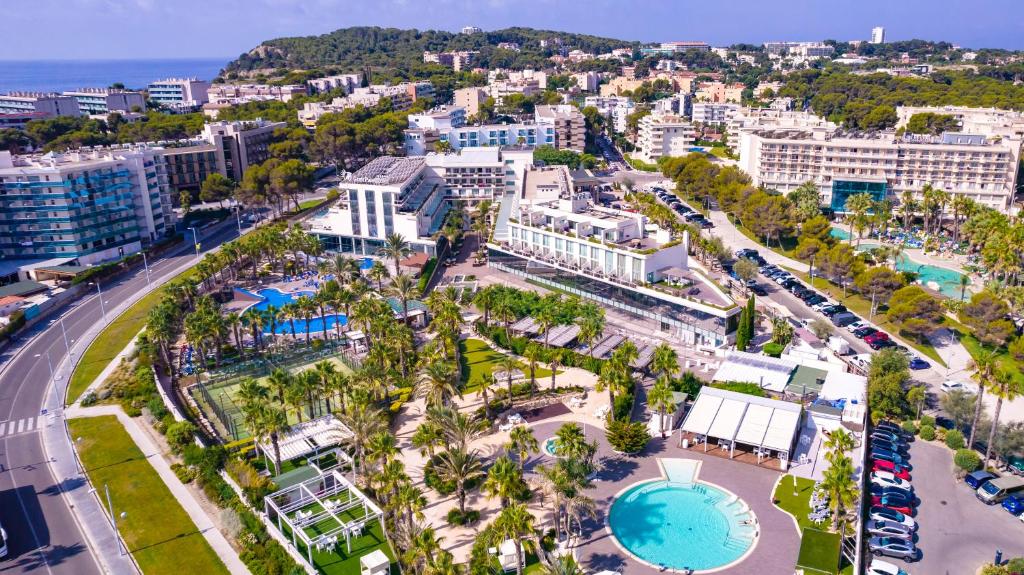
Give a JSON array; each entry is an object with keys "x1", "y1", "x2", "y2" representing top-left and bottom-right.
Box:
[
  {"x1": 64, "y1": 405, "x2": 250, "y2": 574},
  {"x1": 705, "y1": 209, "x2": 808, "y2": 273}
]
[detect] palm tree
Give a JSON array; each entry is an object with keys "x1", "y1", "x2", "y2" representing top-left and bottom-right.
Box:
[
  {"x1": 493, "y1": 504, "x2": 534, "y2": 575},
  {"x1": 430, "y1": 407, "x2": 485, "y2": 452},
  {"x1": 553, "y1": 423, "x2": 593, "y2": 465},
  {"x1": 968, "y1": 350, "x2": 998, "y2": 449},
  {"x1": 983, "y1": 369, "x2": 1021, "y2": 469},
  {"x1": 899, "y1": 191, "x2": 917, "y2": 232},
  {"x1": 366, "y1": 431, "x2": 399, "y2": 476},
  {"x1": 419, "y1": 360, "x2": 461, "y2": 409},
  {"x1": 411, "y1": 421, "x2": 444, "y2": 458},
  {"x1": 535, "y1": 303, "x2": 558, "y2": 348},
  {"x1": 578, "y1": 309, "x2": 605, "y2": 360},
  {"x1": 423, "y1": 551, "x2": 461, "y2": 575},
  {"x1": 564, "y1": 494, "x2": 597, "y2": 542},
  {"x1": 523, "y1": 343, "x2": 543, "y2": 391},
  {"x1": 824, "y1": 427, "x2": 855, "y2": 460},
  {"x1": 253, "y1": 404, "x2": 289, "y2": 475},
  {"x1": 313, "y1": 360, "x2": 338, "y2": 412},
  {"x1": 482, "y1": 455, "x2": 524, "y2": 506},
  {"x1": 393, "y1": 483, "x2": 427, "y2": 533},
  {"x1": 267, "y1": 368, "x2": 293, "y2": 406},
  {"x1": 285, "y1": 381, "x2": 307, "y2": 423},
  {"x1": 388, "y1": 273, "x2": 418, "y2": 326},
  {"x1": 651, "y1": 343, "x2": 678, "y2": 384},
  {"x1": 547, "y1": 350, "x2": 563, "y2": 391},
  {"x1": 406, "y1": 525, "x2": 443, "y2": 575},
  {"x1": 496, "y1": 354, "x2": 520, "y2": 406},
  {"x1": 434, "y1": 447, "x2": 484, "y2": 515},
  {"x1": 380, "y1": 233, "x2": 412, "y2": 275},
  {"x1": 339, "y1": 403, "x2": 386, "y2": 479},
  {"x1": 506, "y1": 426, "x2": 539, "y2": 470},
  {"x1": 596, "y1": 361, "x2": 625, "y2": 409},
  {"x1": 369, "y1": 260, "x2": 390, "y2": 292},
  {"x1": 646, "y1": 381, "x2": 676, "y2": 438},
  {"x1": 820, "y1": 454, "x2": 859, "y2": 533},
  {"x1": 478, "y1": 372, "x2": 496, "y2": 421}
]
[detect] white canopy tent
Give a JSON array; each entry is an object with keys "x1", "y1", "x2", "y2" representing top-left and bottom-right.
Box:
[
  {"x1": 679, "y1": 387, "x2": 803, "y2": 462},
  {"x1": 256, "y1": 415, "x2": 354, "y2": 465}
]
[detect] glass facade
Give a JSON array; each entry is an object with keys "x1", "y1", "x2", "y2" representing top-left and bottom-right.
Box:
[{"x1": 830, "y1": 180, "x2": 887, "y2": 213}]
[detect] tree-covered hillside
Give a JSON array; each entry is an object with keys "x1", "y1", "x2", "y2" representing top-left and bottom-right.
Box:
[{"x1": 223, "y1": 26, "x2": 638, "y2": 76}]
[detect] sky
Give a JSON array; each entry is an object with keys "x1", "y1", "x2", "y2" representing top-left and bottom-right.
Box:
[{"x1": 2, "y1": 0, "x2": 1023, "y2": 61}]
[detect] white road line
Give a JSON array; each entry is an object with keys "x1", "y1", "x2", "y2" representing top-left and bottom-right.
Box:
[
  {"x1": 16, "y1": 418, "x2": 25, "y2": 433},
  {"x1": 0, "y1": 421, "x2": 6, "y2": 435},
  {"x1": 38, "y1": 415, "x2": 47, "y2": 429}
]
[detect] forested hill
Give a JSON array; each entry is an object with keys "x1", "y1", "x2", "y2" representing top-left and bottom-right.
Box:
[{"x1": 222, "y1": 26, "x2": 638, "y2": 75}]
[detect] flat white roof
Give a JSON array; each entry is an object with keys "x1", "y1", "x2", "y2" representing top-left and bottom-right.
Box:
[
  {"x1": 707, "y1": 398, "x2": 747, "y2": 441},
  {"x1": 712, "y1": 351, "x2": 797, "y2": 393},
  {"x1": 681, "y1": 393, "x2": 723, "y2": 436},
  {"x1": 763, "y1": 409, "x2": 801, "y2": 452},
  {"x1": 819, "y1": 370, "x2": 867, "y2": 402},
  {"x1": 734, "y1": 403, "x2": 772, "y2": 447},
  {"x1": 681, "y1": 386, "x2": 802, "y2": 454}
]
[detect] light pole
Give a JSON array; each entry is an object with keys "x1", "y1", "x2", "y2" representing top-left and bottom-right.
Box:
[
  {"x1": 59, "y1": 316, "x2": 71, "y2": 355},
  {"x1": 104, "y1": 483, "x2": 127, "y2": 556},
  {"x1": 188, "y1": 227, "x2": 200, "y2": 261},
  {"x1": 141, "y1": 250, "x2": 152, "y2": 287},
  {"x1": 234, "y1": 205, "x2": 242, "y2": 235},
  {"x1": 34, "y1": 352, "x2": 54, "y2": 381},
  {"x1": 92, "y1": 282, "x2": 106, "y2": 319}
]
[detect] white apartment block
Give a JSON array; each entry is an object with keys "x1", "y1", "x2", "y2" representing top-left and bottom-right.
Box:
[
  {"x1": 737, "y1": 124, "x2": 1023, "y2": 213},
  {"x1": 573, "y1": 71, "x2": 600, "y2": 92},
  {"x1": 871, "y1": 27, "x2": 886, "y2": 44},
  {"x1": 535, "y1": 105, "x2": 586, "y2": 152},
  {"x1": 488, "y1": 164, "x2": 740, "y2": 347},
  {"x1": 0, "y1": 93, "x2": 81, "y2": 118},
  {"x1": 423, "y1": 51, "x2": 478, "y2": 71},
  {"x1": 691, "y1": 102, "x2": 741, "y2": 126},
  {"x1": 584, "y1": 96, "x2": 636, "y2": 133},
  {"x1": 487, "y1": 69, "x2": 547, "y2": 87},
  {"x1": 298, "y1": 82, "x2": 433, "y2": 128},
  {"x1": 640, "y1": 42, "x2": 711, "y2": 56},
  {"x1": 404, "y1": 121, "x2": 554, "y2": 155},
  {"x1": 307, "y1": 74, "x2": 363, "y2": 94},
  {"x1": 895, "y1": 105, "x2": 1024, "y2": 140},
  {"x1": 763, "y1": 42, "x2": 835, "y2": 60},
  {"x1": 635, "y1": 114, "x2": 697, "y2": 164},
  {"x1": 207, "y1": 84, "x2": 308, "y2": 104},
  {"x1": 147, "y1": 78, "x2": 210, "y2": 110},
  {"x1": 423, "y1": 147, "x2": 533, "y2": 206},
  {"x1": 62, "y1": 89, "x2": 146, "y2": 115},
  {"x1": 461, "y1": 26, "x2": 482, "y2": 34},
  {"x1": 408, "y1": 106, "x2": 467, "y2": 131}
]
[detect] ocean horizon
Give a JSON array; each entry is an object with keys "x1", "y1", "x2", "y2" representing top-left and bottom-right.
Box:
[{"x1": 0, "y1": 58, "x2": 231, "y2": 93}]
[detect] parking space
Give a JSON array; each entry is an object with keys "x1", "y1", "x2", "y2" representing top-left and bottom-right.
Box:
[{"x1": 908, "y1": 440, "x2": 1023, "y2": 573}]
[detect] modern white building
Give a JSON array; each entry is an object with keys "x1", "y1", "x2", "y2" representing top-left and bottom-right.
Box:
[
  {"x1": 405, "y1": 105, "x2": 582, "y2": 155},
  {"x1": 307, "y1": 74, "x2": 363, "y2": 94},
  {"x1": 423, "y1": 147, "x2": 533, "y2": 206},
  {"x1": 635, "y1": 114, "x2": 697, "y2": 164},
  {"x1": 61, "y1": 89, "x2": 146, "y2": 115},
  {"x1": 407, "y1": 106, "x2": 467, "y2": 131},
  {"x1": 207, "y1": 84, "x2": 308, "y2": 104},
  {"x1": 763, "y1": 42, "x2": 835, "y2": 60},
  {"x1": 488, "y1": 165, "x2": 740, "y2": 346},
  {"x1": 737, "y1": 122, "x2": 1024, "y2": 212},
  {"x1": 0, "y1": 147, "x2": 176, "y2": 265},
  {"x1": 200, "y1": 119, "x2": 287, "y2": 182},
  {"x1": 584, "y1": 96, "x2": 636, "y2": 133},
  {"x1": 871, "y1": 27, "x2": 886, "y2": 44},
  {"x1": 147, "y1": 78, "x2": 210, "y2": 111},
  {"x1": 640, "y1": 41, "x2": 711, "y2": 56},
  {"x1": 691, "y1": 102, "x2": 741, "y2": 126},
  {"x1": 894, "y1": 105, "x2": 1024, "y2": 140},
  {"x1": 461, "y1": 26, "x2": 482, "y2": 34},
  {"x1": 535, "y1": 105, "x2": 586, "y2": 152},
  {"x1": 0, "y1": 93, "x2": 81, "y2": 118}
]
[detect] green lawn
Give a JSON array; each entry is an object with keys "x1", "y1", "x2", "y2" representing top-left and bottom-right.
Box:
[
  {"x1": 277, "y1": 514, "x2": 395, "y2": 575},
  {"x1": 790, "y1": 269, "x2": 947, "y2": 367},
  {"x1": 298, "y1": 198, "x2": 328, "y2": 211},
  {"x1": 773, "y1": 475, "x2": 827, "y2": 531},
  {"x1": 68, "y1": 416, "x2": 230, "y2": 575},
  {"x1": 947, "y1": 318, "x2": 1024, "y2": 386},
  {"x1": 796, "y1": 528, "x2": 841, "y2": 575},
  {"x1": 460, "y1": 338, "x2": 552, "y2": 394},
  {"x1": 67, "y1": 277, "x2": 180, "y2": 405},
  {"x1": 708, "y1": 146, "x2": 730, "y2": 159}
]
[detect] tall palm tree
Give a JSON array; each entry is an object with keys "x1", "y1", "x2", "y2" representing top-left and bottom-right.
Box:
[
  {"x1": 339, "y1": 403, "x2": 386, "y2": 479},
  {"x1": 493, "y1": 504, "x2": 534, "y2": 575},
  {"x1": 267, "y1": 368, "x2": 293, "y2": 406},
  {"x1": 253, "y1": 404, "x2": 289, "y2": 475},
  {"x1": 523, "y1": 343, "x2": 543, "y2": 391},
  {"x1": 285, "y1": 381, "x2": 307, "y2": 423},
  {"x1": 820, "y1": 454, "x2": 859, "y2": 533},
  {"x1": 479, "y1": 372, "x2": 496, "y2": 421},
  {"x1": 899, "y1": 190, "x2": 918, "y2": 232},
  {"x1": 314, "y1": 360, "x2": 338, "y2": 412},
  {"x1": 553, "y1": 423, "x2": 593, "y2": 465},
  {"x1": 393, "y1": 483, "x2": 427, "y2": 533},
  {"x1": 388, "y1": 272, "x2": 418, "y2": 325},
  {"x1": 380, "y1": 233, "x2": 412, "y2": 275},
  {"x1": 434, "y1": 447, "x2": 484, "y2": 516},
  {"x1": 496, "y1": 354, "x2": 520, "y2": 406},
  {"x1": 369, "y1": 260, "x2": 390, "y2": 292},
  {"x1": 482, "y1": 455, "x2": 524, "y2": 507},
  {"x1": 824, "y1": 428, "x2": 855, "y2": 459},
  {"x1": 506, "y1": 426, "x2": 539, "y2": 470},
  {"x1": 651, "y1": 343, "x2": 678, "y2": 384},
  {"x1": 968, "y1": 350, "x2": 998, "y2": 449},
  {"x1": 547, "y1": 350, "x2": 563, "y2": 391},
  {"x1": 646, "y1": 381, "x2": 677, "y2": 438},
  {"x1": 983, "y1": 369, "x2": 1021, "y2": 469},
  {"x1": 411, "y1": 421, "x2": 444, "y2": 458},
  {"x1": 419, "y1": 360, "x2": 461, "y2": 409}
]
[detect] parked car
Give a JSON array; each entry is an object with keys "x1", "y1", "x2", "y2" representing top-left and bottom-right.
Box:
[
  {"x1": 872, "y1": 471, "x2": 912, "y2": 491},
  {"x1": 873, "y1": 459, "x2": 912, "y2": 475},
  {"x1": 832, "y1": 313, "x2": 860, "y2": 327},
  {"x1": 750, "y1": 284, "x2": 769, "y2": 296},
  {"x1": 865, "y1": 519, "x2": 914, "y2": 539},
  {"x1": 869, "y1": 506, "x2": 917, "y2": 530},
  {"x1": 965, "y1": 470, "x2": 997, "y2": 490},
  {"x1": 941, "y1": 380, "x2": 976, "y2": 394},
  {"x1": 872, "y1": 493, "x2": 916, "y2": 515},
  {"x1": 869, "y1": 537, "x2": 918, "y2": 561},
  {"x1": 871, "y1": 430, "x2": 906, "y2": 445},
  {"x1": 822, "y1": 305, "x2": 849, "y2": 317},
  {"x1": 872, "y1": 438, "x2": 909, "y2": 454},
  {"x1": 907, "y1": 357, "x2": 930, "y2": 370},
  {"x1": 870, "y1": 339, "x2": 896, "y2": 351},
  {"x1": 805, "y1": 294, "x2": 827, "y2": 306},
  {"x1": 812, "y1": 300, "x2": 836, "y2": 312},
  {"x1": 855, "y1": 326, "x2": 880, "y2": 339},
  {"x1": 736, "y1": 249, "x2": 759, "y2": 258},
  {"x1": 864, "y1": 332, "x2": 891, "y2": 345},
  {"x1": 871, "y1": 448, "x2": 909, "y2": 465},
  {"x1": 977, "y1": 476, "x2": 1024, "y2": 504},
  {"x1": 876, "y1": 421, "x2": 904, "y2": 434},
  {"x1": 699, "y1": 220, "x2": 714, "y2": 229},
  {"x1": 867, "y1": 559, "x2": 912, "y2": 575},
  {"x1": 869, "y1": 484, "x2": 914, "y2": 500},
  {"x1": 774, "y1": 274, "x2": 794, "y2": 284},
  {"x1": 1008, "y1": 456, "x2": 1024, "y2": 476},
  {"x1": 1002, "y1": 495, "x2": 1024, "y2": 515}
]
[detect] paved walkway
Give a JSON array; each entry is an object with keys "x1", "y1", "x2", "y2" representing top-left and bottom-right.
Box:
[
  {"x1": 705, "y1": 209, "x2": 808, "y2": 273},
  {"x1": 64, "y1": 404, "x2": 250, "y2": 575}
]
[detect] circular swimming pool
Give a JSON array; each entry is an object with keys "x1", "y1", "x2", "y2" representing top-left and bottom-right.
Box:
[
  {"x1": 542, "y1": 437, "x2": 562, "y2": 457},
  {"x1": 607, "y1": 480, "x2": 757, "y2": 573}
]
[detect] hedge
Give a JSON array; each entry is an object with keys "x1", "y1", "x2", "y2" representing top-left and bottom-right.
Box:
[
  {"x1": 954, "y1": 449, "x2": 981, "y2": 472},
  {"x1": 946, "y1": 429, "x2": 966, "y2": 450},
  {"x1": 417, "y1": 257, "x2": 438, "y2": 294},
  {"x1": 919, "y1": 425, "x2": 936, "y2": 441}
]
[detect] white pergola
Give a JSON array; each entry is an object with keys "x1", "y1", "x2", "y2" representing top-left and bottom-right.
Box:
[
  {"x1": 256, "y1": 415, "x2": 355, "y2": 465},
  {"x1": 680, "y1": 386, "x2": 803, "y2": 462},
  {"x1": 265, "y1": 469, "x2": 384, "y2": 565}
]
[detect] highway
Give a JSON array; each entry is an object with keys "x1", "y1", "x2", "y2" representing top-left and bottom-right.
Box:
[{"x1": 0, "y1": 220, "x2": 242, "y2": 574}]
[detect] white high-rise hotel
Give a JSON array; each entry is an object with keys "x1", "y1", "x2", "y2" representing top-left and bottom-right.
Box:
[{"x1": 871, "y1": 26, "x2": 886, "y2": 44}]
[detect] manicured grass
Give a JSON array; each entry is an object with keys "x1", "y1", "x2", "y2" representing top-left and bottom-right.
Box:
[
  {"x1": 947, "y1": 318, "x2": 1024, "y2": 386},
  {"x1": 623, "y1": 154, "x2": 659, "y2": 172},
  {"x1": 277, "y1": 515, "x2": 396, "y2": 575},
  {"x1": 707, "y1": 146, "x2": 731, "y2": 159},
  {"x1": 298, "y1": 198, "x2": 327, "y2": 211},
  {"x1": 773, "y1": 474, "x2": 827, "y2": 531},
  {"x1": 460, "y1": 338, "x2": 551, "y2": 394},
  {"x1": 68, "y1": 416, "x2": 229, "y2": 575},
  {"x1": 796, "y1": 528, "x2": 841, "y2": 575},
  {"x1": 790, "y1": 269, "x2": 947, "y2": 367}
]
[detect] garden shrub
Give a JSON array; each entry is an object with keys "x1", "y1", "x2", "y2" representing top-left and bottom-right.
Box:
[
  {"x1": 762, "y1": 342, "x2": 784, "y2": 357},
  {"x1": 920, "y1": 414, "x2": 936, "y2": 428},
  {"x1": 613, "y1": 391, "x2": 634, "y2": 422},
  {"x1": 447, "y1": 508, "x2": 480, "y2": 525},
  {"x1": 711, "y1": 381, "x2": 767, "y2": 397},
  {"x1": 946, "y1": 429, "x2": 966, "y2": 450},
  {"x1": 165, "y1": 420, "x2": 197, "y2": 453},
  {"x1": 919, "y1": 425, "x2": 936, "y2": 441},
  {"x1": 954, "y1": 449, "x2": 981, "y2": 473},
  {"x1": 605, "y1": 419, "x2": 650, "y2": 454},
  {"x1": 225, "y1": 458, "x2": 275, "y2": 505},
  {"x1": 901, "y1": 421, "x2": 918, "y2": 436},
  {"x1": 171, "y1": 462, "x2": 196, "y2": 483}
]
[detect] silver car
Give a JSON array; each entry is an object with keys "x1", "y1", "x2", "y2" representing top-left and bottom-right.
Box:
[
  {"x1": 865, "y1": 519, "x2": 913, "y2": 539},
  {"x1": 869, "y1": 537, "x2": 918, "y2": 562}
]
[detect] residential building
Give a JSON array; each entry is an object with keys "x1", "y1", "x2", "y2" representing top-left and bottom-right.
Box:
[
  {"x1": 423, "y1": 147, "x2": 533, "y2": 207},
  {"x1": 423, "y1": 50, "x2": 478, "y2": 71},
  {"x1": 640, "y1": 41, "x2": 711, "y2": 56},
  {"x1": 584, "y1": 96, "x2": 636, "y2": 133},
  {"x1": 298, "y1": 82, "x2": 432, "y2": 128},
  {"x1": 0, "y1": 147, "x2": 176, "y2": 264},
  {"x1": 207, "y1": 83, "x2": 308, "y2": 104},
  {"x1": 158, "y1": 140, "x2": 222, "y2": 193},
  {"x1": 573, "y1": 71, "x2": 600, "y2": 92},
  {"x1": 0, "y1": 93, "x2": 81, "y2": 118},
  {"x1": 407, "y1": 106, "x2": 467, "y2": 131},
  {"x1": 200, "y1": 119, "x2": 287, "y2": 182},
  {"x1": 62, "y1": 89, "x2": 146, "y2": 115},
  {"x1": 461, "y1": 25, "x2": 482, "y2": 34},
  {"x1": 307, "y1": 73, "x2": 363, "y2": 94},
  {"x1": 535, "y1": 105, "x2": 586, "y2": 152},
  {"x1": 737, "y1": 123, "x2": 1023, "y2": 212},
  {"x1": 404, "y1": 121, "x2": 553, "y2": 155},
  {"x1": 691, "y1": 102, "x2": 741, "y2": 125},
  {"x1": 496, "y1": 42, "x2": 520, "y2": 51},
  {"x1": 0, "y1": 112, "x2": 50, "y2": 131},
  {"x1": 694, "y1": 81, "x2": 745, "y2": 104},
  {"x1": 871, "y1": 26, "x2": 886, "y2": 44},
  {"x1": 656, "y1": 59, "x2": 684, "y2": 72},
  {"x1": 488, "y1": 164, "x2": 740, "y2": 347},
  {"x1": 454, "y1": 87, "x2": 488, "y2": 117},
  {"x1": 763, "y1": 42, "x2": 835, "y2": 60},
  {"x1": 635, "y1": 114, "x2": 697, "y2": 164},
  {"x1": 147, "y1": 78, "x2": 210, "y2": 111},
  {"x1": 895, "y1": 105, "x2": 1024, "y2": 140}
]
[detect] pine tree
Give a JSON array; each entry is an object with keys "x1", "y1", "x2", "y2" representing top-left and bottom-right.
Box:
[{"x1": 735, "y1": 295, "x2": 756, "y2": 351}]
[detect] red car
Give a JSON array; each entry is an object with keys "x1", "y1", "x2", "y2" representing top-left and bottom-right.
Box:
[
  {"x1": 863, "y1": 332, "x2": 890, "y2": 345},
  {"x1": 873, "y1": 463, "x2": 911, "y2": 481},
  {"x1": 873, "y1": 458, "x2": 911, "y2": 475},
  {"x1": 872, "y1": 495, "x2": 914, "y2": 515}
]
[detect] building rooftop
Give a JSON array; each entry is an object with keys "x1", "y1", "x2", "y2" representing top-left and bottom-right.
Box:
[
  {"x1": 424, "y1": 147, "x2": 502, "y2": 166},
  {"x1": 348, "y1": 156, "x2": 426, "y2": 186}
]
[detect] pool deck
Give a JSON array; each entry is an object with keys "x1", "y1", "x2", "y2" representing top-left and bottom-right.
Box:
[{"x1": 525, "y1": 421, "x2": 801, "y2": 575}]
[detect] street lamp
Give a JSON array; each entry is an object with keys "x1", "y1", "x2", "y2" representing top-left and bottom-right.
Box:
[
  {"x1": 187, "y1": 227, "x2": 200, "y2": 261},
  {"x1": 104, "y1": 484, "x2": 127, "y2": 556},
  {"x1": 91, "y1": 282, "x2": 106, "y2": 319},
  {"x1": 234, "y1": 205, "x2": 242, "y2": 235},
  {"x1": 59, "y1": 316, "x2": 71, "y2": 355},
  {"x1": 34, "y1": 352, "x2": 54, "y2": 381},
  {"x1": 141, "y1": 250, "x2": 152, "y2": 287}
]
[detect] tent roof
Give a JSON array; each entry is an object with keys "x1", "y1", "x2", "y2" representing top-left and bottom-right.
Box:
[{"x1": 681, "y1": 386, "x2": 802, "y2": 454}]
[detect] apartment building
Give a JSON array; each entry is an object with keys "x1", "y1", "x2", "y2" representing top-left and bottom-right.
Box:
[
  {"x1": 408, "y1": 106, "x2": 467, "y2": 131},
  {"x1": 307, "y1": 74, "x2": 363, "y2": 94},
  {"x1": 461, "y1": 26, "x2": 482, "y2": 34},
  {"x1": 62, "y1": 89, "x2": 146, "y2": 115},
  {"x1": 0, "y1": 147, "x2": 175, "y2": 264},
  {"x1": 895, "y1": 105, "x2": 1024, "y2": 140},
  {"x1": 200, "y1": 119, "x2": 286, "y2": 182},
  {"x1": 159, "y1": 140, "x2": 222, "y2": 193},
  {"x1": 298, "y1": 82, "x2": 433, "y2": 128},
  {"x1": 583, "y1": 96, "x2": 636, "y2": 133},
  {"x1": 423, "y1": 50, "x2": 478, "y2": 71},
  {"x1": 423, "y1": 147, "x2": 533, "y2": 206},
  {"x1": 207, "y1": 84, "x2": 308, "y2": 104},
  {"x1": 694, "y1": 81, "x2": 745, "y2": 104},
  {"x1": 871, "y1": 27, "x2": 886, "y2": 44},
  {"x1": 737, "y1": 124, "x2": 1023, "y2": 212},
  {"x1": 488, "y1": 164, "x2": 739, "y2": 347},
  {"x1": 454, "y1": 87, "x2": 488, "y2": 117},
  {"x1": 147, "y1": 78, "x2": 210, "y2": 111},
  {"x1": 535, "y1": 105, "x2": 586, "y2": 152},
  {"x1": 573, "y1": 71, "x2": 600, "y2": 92},
  {"x1": 763, "y1": 42, "x2": 835, "y2": 59},
  {"x1": 640, "y1": 41, "x2": 711, "y2": 56},
  {"x1": 0, "y1": 93, "x2": 81, "y2": 118},
  {"x1": 635, "y1": 114, "x2": 697, "y2": 164},
  {"x1": 691, "y1": 102, "x2": 741, "y2": 125}
]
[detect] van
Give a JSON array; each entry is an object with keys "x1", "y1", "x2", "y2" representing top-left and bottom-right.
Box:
[{"x1": 977, "y1": 475, "x2": 1024, "y2": 504}]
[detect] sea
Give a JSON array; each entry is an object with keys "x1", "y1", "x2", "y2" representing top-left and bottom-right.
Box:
[{"x1": 0, "y1": 58, "x2": 230, "y2": 93}]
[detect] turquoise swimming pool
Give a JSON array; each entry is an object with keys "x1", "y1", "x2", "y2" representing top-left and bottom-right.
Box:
[
  {"x1": 241, "y1": 288, "x2": 348, "y2": 334},
  {"x1": 608, "y1": 480, "x2": 756, "y2": 572},
  {"x1": 858, "y1": 243, "x2": 967, "y2": 299}
]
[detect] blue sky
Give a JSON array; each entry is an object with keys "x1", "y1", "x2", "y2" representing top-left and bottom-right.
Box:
[{"x1": 3, "y1": 0, "x2": 1023, "y2": 60}]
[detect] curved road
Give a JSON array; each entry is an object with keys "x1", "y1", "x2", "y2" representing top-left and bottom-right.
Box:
[{"x1": 0, "y1": 221, "x2": 241, "y2": 574}]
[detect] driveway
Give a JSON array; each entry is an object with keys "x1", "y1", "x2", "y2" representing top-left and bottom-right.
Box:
[{"x1": 907, "y1": 440, "x2": 1024, "y2": 574}]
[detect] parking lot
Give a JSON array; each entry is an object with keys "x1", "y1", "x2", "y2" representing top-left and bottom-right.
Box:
[{"x1": 908, "y1": 439, "x2": 1024, "y2": 573}]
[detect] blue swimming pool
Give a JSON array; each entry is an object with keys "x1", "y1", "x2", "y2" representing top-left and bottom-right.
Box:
[
  {"x1": 858, "y1": 243, "x2": 968, "y2": 299},
  {"x1": 609, "y1": 481, "x2": 756, "y2": 572},
  {"x1": 243, "y1": 288, "x2": 348, "y2": 334}
]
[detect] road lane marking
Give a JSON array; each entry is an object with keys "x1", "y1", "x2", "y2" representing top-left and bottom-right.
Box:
[
  {"x1": 17, "y1": 418, "x2": 25, "y2": 433},
  {"x1": 0, "y1": 421, "x2": 5, "y2": 434}
]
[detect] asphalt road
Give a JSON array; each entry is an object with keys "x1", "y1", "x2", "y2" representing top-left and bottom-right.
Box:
[{"x1": 0, "y1": 220, "x2": 241, "y2": 574}]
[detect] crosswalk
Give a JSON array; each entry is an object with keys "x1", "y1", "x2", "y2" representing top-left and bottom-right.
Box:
[{"x1": 0, "y1": 416, "x2": 49, "y2": 438}]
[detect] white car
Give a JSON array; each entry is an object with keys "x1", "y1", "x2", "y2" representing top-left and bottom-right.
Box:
[
  {"x1": 851, "y1": 353, "x2": 873, "y2": 369},
  {"x1": 846, "y1": 320, "x2": 870, "y2": 333},
  {"x1": 812, "y1": 300, "x2": 836, "y2": 312},
  {"x1": 871, "y1": 471, "x2": 912, "y2": 491},
  {"x1": 867, "y1": 559, "x2": 910, "y2": 575},
  {"x1": 868, "y1": 507, "x2": 917, "y2": 531},
  {"x1": 941, "y1": 380, "x2": 976, "y2": 394},
  {"x1": 865, "y1": 519, "x2": 914, "y2": 539}
]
